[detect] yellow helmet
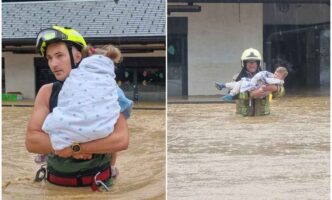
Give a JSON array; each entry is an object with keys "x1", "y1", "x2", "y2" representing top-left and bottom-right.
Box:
[
  {"x1": 36, "y1": 25, "x2": 87, "y2": 56},
  {"x1": 241, "y1": 48, "x2": 262, "y2": 67}
]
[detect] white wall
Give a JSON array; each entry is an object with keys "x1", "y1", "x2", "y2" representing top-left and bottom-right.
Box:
[
  {"x1": 171, "y1": 3, "x2": 263, "y2": 95},
  {"x1": 3, "y1": 52, "x2": 36, "y2": 99},
  {"x1": 264, "y1": 4, "x2": 330, "y2": 25}
]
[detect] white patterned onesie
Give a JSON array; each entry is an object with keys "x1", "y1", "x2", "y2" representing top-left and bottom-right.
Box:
[
  {"x1": 42, "y1": 55, "x2": 121, "y2": 150},
  {"x1": 225, "y1": 71, "x2": 284, "y2": 96}
]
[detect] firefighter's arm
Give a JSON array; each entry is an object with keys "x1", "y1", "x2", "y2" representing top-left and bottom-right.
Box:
[{"x1": 26, "y1": 84, "x2": 54, "y2": 154}]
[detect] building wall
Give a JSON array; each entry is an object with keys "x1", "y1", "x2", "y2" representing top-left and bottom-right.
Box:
[
  {"x1": 264, "y1": 4, "x2": 330, "y2": 25},
  {"x1": 3, "y1": 52, "x2": 36, "y2": 99},
  {"x1": 171, "y1": 3, "x2": 263, "y2": 95},
  {"x1": 3, "y1": 49, "x2": 165, "y2": 100}
]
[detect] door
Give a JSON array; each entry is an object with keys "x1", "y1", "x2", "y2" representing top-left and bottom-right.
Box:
[
  {"x1": 167, "y1": 17, "x2": 188, "y2": 97},
  {"x1": 319, "y1": 28, "x2": 330, "y2": 87}
]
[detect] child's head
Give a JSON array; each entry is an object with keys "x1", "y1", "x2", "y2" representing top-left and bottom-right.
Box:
[
  {"x1": 274, "y1": 66, "x2": 288, "y2": 80},
  {"x1": 82, "y1": 44, "x2": 122, "y2": 64}
]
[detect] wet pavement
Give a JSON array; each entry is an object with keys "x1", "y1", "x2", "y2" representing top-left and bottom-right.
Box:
[
  {"x1": 168, "y1": 94, "x2": 330, "y2": 199},
  {"x1": 2, "y1": 107, "x2": 165, "y2": 200}
]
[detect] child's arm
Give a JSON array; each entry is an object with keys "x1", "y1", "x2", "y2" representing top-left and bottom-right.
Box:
[{"x1": 264, "y1": 77, "x2": 284, "y2": 85}]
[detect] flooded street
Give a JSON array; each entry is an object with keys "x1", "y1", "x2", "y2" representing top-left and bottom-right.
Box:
[
  {"x1": 2, "y1": 107, "x2": 165, "y2": 200},
  {"x1": 168, "y1": 95, "x2": 330, "y2": 199}
]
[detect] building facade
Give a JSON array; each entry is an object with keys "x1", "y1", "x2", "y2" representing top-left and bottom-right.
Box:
[
  {"x1": 167, "y1": 0, "x2": 330, "y2": 96},
  {"x1": 2, "y1": 0, "x2": 166, "y2": 101}
]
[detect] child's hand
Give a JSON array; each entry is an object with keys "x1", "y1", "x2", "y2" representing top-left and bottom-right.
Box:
[{"x1": 54, "y1": 147, "x2": 73, "y2": 158}]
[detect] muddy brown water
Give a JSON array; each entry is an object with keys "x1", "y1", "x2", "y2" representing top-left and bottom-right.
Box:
[
  {"x1": 168, "y1": 95, "x2": 330, "y2": 199},
  {"x1": 2, "y1": 107, "x2": 165, "y2": 200}
]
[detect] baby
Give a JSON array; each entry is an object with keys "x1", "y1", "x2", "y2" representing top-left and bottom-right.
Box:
[{"x1": 215, "y1": 67, "x2": 288, "y2": 100}]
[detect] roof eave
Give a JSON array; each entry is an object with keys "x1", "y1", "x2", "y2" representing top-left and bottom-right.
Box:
[
  {"x1": 3, "y1": 36, "x2": 165, "y2": 46},
  {"x1": 168, "y1": 0, "x2": 329, "y2": 3}
]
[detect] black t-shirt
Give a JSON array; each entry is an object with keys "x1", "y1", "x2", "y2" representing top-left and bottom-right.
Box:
[{"x1": 49, "y1": 81, "x2": 63, "y2": 112}]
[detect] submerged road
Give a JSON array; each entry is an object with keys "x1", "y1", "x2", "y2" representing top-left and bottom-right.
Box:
[{"x1": 168, "y1": 95, "x2": 329, "y2": 199}]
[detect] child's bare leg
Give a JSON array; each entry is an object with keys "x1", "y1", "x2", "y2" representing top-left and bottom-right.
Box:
[
  {"x1": 110, "y1": 152, "x2": 119, "y2": 178},
  {"x1": 229, "y1": 81, "x2": 241, "y2": 96},
  {"x1": 110, "y1": 152, "x2": 117, "y2": 166}
]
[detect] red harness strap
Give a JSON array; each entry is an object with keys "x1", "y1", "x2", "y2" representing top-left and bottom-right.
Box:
[{"x1": 47, "y1": 167, "x2": 111, "y2": 187}]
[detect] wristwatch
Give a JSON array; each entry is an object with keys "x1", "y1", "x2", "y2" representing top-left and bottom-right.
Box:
[{"x1": 71, "y1": 142, "x2": 81, "y2": 153}]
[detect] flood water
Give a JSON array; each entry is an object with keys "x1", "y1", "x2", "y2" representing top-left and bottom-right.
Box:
[
  {"x1": 2, "y1": 107, "x2": 165, "y2": 200},
  {"x1": 168, "y1": 94, "x2": 330, "y2": 199}
]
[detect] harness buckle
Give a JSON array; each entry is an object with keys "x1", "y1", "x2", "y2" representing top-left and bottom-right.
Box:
[{"x1": 94, "y1": 172, "x2": 109, "y2": 191}]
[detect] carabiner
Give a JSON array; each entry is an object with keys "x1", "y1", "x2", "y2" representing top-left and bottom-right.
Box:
[
  {"x1": 94, "y1": 172, "x2": 110, "y2": 191},
  {"x1": 34, "y1": 164, "x2": 47, "y2": 182}
]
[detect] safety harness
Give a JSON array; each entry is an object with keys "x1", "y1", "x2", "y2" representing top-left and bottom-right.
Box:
[{"x1": 35, "y1": 163, "x2": 112, "y2": 191}]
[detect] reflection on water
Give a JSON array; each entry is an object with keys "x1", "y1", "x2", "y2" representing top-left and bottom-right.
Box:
[
  {"x1": 2, "y1": 107, "x2": 165, "y2": 200},
  {"x1": 168, "y1": 94, "x2": 330, "y2": 199}
]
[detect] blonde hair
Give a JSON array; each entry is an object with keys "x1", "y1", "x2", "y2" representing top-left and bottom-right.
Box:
[
  {"x1": 275, "y1": 66, "x2": 288, "y2": 79},
  {"x1": 82, "y1": 45, "x2": 122, "y2": 64}
]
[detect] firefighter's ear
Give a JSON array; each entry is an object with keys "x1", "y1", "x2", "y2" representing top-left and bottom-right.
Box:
[{"x1": 72, "y1": 47, "x2": 82, "y2": 64}]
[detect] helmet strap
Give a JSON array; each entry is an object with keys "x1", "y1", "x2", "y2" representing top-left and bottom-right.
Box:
[{"x1": 66, "y1": 44, "x2": 78, "y2": 69}]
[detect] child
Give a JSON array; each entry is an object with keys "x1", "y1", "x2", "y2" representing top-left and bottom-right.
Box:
[
  {"x1": 215, "y1": 67, "x2": 288, "y2": 101},
  {"x1": 36, "y1": 45, "x2": 133, "y2": 178}
]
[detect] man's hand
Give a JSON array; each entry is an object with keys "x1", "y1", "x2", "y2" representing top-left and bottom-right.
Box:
[
  {"x1": 262, "y1": 84, "x2": 278, "y2": 93},
  {"x1": 72, "y1": 153, "x2": 93, "y2": 160},
  {"x1": 54, "y1": 147, "x2": 73, "y2": 158},
  {"x1": 250, "y1": 88, "x2": 267, "y2": 99},
  {"x1": 260, "y1": 85, "x2": 267, "y2": 91}
]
